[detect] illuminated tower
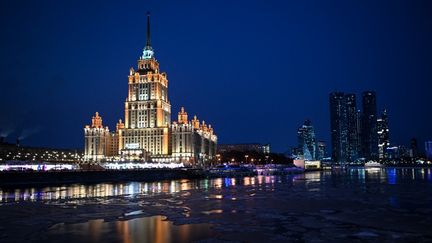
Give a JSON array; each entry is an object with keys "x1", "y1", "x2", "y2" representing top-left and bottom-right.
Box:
[
  {"x1": 84, "y1": 112, "x2": 110, "y2": 162},
  {"x1": 361, "y1": 91, "x2": 378, "y2": 160},
  {"x1": 297, "y1": 120, "x2": 316, "y2": 160},
  {"x1": 377, "y1": 109, "x2": 390, "y2": 161},
  {"x1": 120, "y1": 13, "x2": 171, "y2": 158},
  {"x1": 329, "y1": 92, "x2": 360, "y2": 163},
  {"x1": 329, "y1": 92, "x2": 348, "y2": 163}
]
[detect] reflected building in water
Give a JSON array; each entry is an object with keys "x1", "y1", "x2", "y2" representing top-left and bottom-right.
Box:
[{"x1": 48, "y1": 216, "x2": 213, "y2": 243}]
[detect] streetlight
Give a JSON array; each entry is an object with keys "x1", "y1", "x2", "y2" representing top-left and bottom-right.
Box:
[
  {"x1": 245, "y1": 155, "x2": 249, "y2": 164},
  {"x1": 216, "y1": 154, "x2": 221, "y2": 165}
]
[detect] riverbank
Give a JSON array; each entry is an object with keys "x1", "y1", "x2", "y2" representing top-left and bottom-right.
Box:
[
  {"x1": 0, "y1": 166, "x2": 305, "y2": 187},
  {"x1": 3, "y1": 165, "x2": 427, "y2": 187},
  {"x1": 0, "y1": 169, "x2": 205, "y2": 187}
]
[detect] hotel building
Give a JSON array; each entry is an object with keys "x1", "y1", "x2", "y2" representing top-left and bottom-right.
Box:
[{"x1": 84, "y1": 14, "x2": 217, "y2": 166}]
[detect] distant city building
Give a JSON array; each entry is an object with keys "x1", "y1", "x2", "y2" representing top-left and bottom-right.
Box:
[
  {"x1": 387, "y1": 145, "x2": 411, "y2": 160},
  {"x1": 217, "y1": 143, "x2": 270, "y2": 154},
  {"x1": 317, "y1": 141, "x2": 326, "y2": 160},
  {"x1": 377, "y1": 109, "x2": 390, "y2": 161},
  {"x1": 346, "y1": 94, "x2": 360, "y2": 161},
  {"x1": 83, "y1": 14, "x2": 217, "y2": 165},
  {"x1": 0, "y1": 139, "x2": 82, "y2": 162},
  {"x1": 329, "y1": 92, "x2": 359, "y2": 163},
  {"x1": 386, "y1": 146, "x2": 399, "y2": 160},
  {"x1": 291, "y1": 147, "x2": 301, "y2": 157},
  {"x1": 297, "y1": 120, "x2": 316, "y2": 160},
  {"x1": 361, "y1": 91, "x2": 378, "y2": 160},
  {"x1": 426, "y1": 141, "x2": 432, "y2": 160},
  {"x1": 329, "y1": 92, "x2": 347, "y2": 163},
  {"x1": 293, "y1": 159, "x2": 321, "y2": 170},
  {"x1": 356, "y1": 109, "x2": 362, "y2": 153},
  {"x1": 410, "y1": 138, "x2": 418, "y2": 158}
]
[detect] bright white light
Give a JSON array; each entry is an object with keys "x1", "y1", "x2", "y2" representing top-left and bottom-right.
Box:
[
  {"x1": 102, "y1": 162, "x2": 184, "y2": 170},
  {"x1": 0, "y1": 164, "x2": 77, "y2": 171}
]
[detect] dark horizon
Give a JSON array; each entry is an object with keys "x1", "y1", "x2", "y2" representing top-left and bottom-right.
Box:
[{"x1": 1, "y1": 0, "x2": 432, "y2": 152}]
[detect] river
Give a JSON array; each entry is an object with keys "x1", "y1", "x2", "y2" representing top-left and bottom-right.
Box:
[{"x1": 0, "y1": 167, "x2": 431, "y2": 242}]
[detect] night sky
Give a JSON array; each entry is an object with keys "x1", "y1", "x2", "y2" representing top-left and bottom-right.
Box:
[{"x1": 1, "y1": 0, "x2": 431, "y2": 152}]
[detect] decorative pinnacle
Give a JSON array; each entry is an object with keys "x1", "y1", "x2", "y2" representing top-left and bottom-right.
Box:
[
  {"x1": 146, "y1": 12, "x2": 151, "y2": 48},
  {"x1": 142, "y1": 12, "x2": 154, "y2": 59}
]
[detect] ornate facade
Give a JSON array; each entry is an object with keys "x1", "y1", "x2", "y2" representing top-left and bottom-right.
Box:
[
  {"x1": 83, "y1": 14, "x2": 217, "y2": 166},
  {"x1": 84, "y1": 112, "x2": 110, "y2": 162},
  {"x1": 171, "y1": 107, "x2": 217, "y2": 166}
]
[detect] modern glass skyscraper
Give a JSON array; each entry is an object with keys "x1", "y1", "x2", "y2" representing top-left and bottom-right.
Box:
[
  {"x1": 377, "y1": 109, "x2": 390, "y2": 161},
  {"x1": 317, "y1": 141, "x2": 326, "y2": 160},
  {"x1": 410, "y1": 138, "x2": 418, "y2": 159},
  {"x1": 329, "y1": 92, "x2": 348, "y2": 163},
  {"x1": 361, "y1": 91, "x2": 378, "y2": 160},
  {"x1": 297, "y1": 120, "x2": 316, "y2": 160},
  {"x1": 426, "y1": 141, "x2": 432, "y2": 160},
  {"x1": 329, "y1": 92, "x2": 359, "y2": 163},
  {"x1": 345, "y1": 94, "x2": 359, "y2": 161}
]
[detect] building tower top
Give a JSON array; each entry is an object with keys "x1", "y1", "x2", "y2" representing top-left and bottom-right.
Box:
[
  {"x1": 178, "y1": 107, "x2": 188, "y2": 124},
  {"x1": 91, "y1": 112, "x2": 103, "y2": 128},
  {"x1": 142, "y1": 12, "x2": 154, "y2": 60}
]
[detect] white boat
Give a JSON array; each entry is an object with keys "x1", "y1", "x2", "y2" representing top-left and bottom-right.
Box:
[{"x1": 364, "y1": 161, "x2": 384, "y2": 168}]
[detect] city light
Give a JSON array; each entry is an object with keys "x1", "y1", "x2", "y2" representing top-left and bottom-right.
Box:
[{"x1": 103, "y1": 162, "x2": 184, "y2": 170}]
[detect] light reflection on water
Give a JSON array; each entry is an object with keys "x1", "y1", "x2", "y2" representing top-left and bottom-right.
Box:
[
  {"x1": 47, "y1": 215, "x2": 213, "y2": 243},
  {"x1": 1, "y1": 168, "x2": 432, "y2": 203},
  {"x1": 0, "y1": 176, "x2": 273, "y2": 203}
]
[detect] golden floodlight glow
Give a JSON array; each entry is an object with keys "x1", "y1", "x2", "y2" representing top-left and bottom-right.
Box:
[{"x1": 83, "y1": 14, "x2": 217, "y2": 166}]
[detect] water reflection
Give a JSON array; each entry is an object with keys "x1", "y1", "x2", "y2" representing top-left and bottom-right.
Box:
[
  {"x1": 387, "y1": 168, "x2": 397, "y2": 185},
  {"x1": 47, "y1": 215, "x2": 213, "y2": 243},
  {"x1": 1, "y1": 168, "x2": 432, "y2": 203},
  {"x1": 0, "y1": 175, "x2": 279, "y2": 203}
]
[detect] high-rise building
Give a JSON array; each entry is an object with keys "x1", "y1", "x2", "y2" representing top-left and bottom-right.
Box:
[
  {"x1": 426, "y1": 141, "x2": 432, "y2": 160},
  {"x1": 345, "y1": 94, "x2": 359, "y2": 161},
  {"x1": 377, "y1": 109, "x2": 390, "y2": 161},
  {"x1": 317, "y1": 141, "x2": 326, "y2": 160},
  {"x1": 356, "y1": 109, "x2": 362, "y2": 155},
  {"x1": 361, "y1": 91, "x2": 378, "y2": 160},
  {"x1": 83, "y1": 14, "x2": 217, "y2": 165},
  {"x1": 120, "y1": 14, "x2": 171, "y2": 159},
  {"x1": 329, "y1": 92, "x2": 359, "y2": 163},
  {"x1": 217, "y1": 143, "x2": 270, "y2": 154},
  {"x1": 410, "y1": 138, "x2": 418, "y2": 159},
  {"x1": 297, "y1": 120, "x2": 316, "y2": 160},
  {"x1": 330, "y1": 92, "x2": 347, "y2": 163}
]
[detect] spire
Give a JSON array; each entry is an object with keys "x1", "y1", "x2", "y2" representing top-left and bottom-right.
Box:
[
  {"x1": 146, "y1": 12, "x2": 151, "y2": 48},
  {"x1": 142, "y1": 12, "x2": 154, "y2": 59}
]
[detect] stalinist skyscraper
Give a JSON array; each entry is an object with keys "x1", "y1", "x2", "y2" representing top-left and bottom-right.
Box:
[
  {"x1": 120, "y1": 13, "x2": 171, "y2": 159},
  {"x1": 84, "y1": 13, "x2": 217, "y2": 165}
]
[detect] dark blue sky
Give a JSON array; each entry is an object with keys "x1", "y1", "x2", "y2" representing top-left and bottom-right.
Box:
[{"x1": 1, "y1": 0, "x2": 431, "y2": 152}]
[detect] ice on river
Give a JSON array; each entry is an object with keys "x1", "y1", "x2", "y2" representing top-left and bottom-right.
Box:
[{"x1": 1, "y1": 168, "x2": 432, "y2": 242}]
